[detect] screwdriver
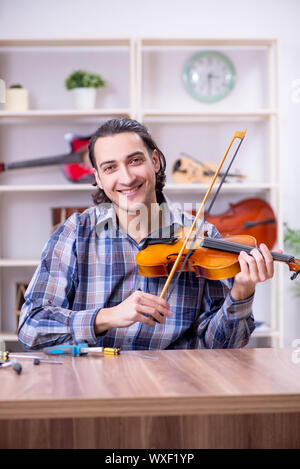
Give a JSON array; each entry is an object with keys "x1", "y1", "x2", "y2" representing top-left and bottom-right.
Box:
[
  {"x1": 43, "y1": 344, "x2": 120, "y2": 357},
  {"x1": 0, "y1": 350, "x2": 62, "y2": 364},
  {"x1": 43, "y1": 344, "x2": 157, "y2": 360},
  {"x1": 0, "y1": 350, "x2": 43, "y2": 361}
]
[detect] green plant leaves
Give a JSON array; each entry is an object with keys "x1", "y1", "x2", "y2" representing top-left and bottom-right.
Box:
[{"x1": 65, "y1": 70, "x2": 106, "y2": 90}]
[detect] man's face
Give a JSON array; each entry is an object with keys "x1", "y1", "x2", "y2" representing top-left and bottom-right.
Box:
[{"x1": 93, "y1": 132, "x2": 160, "y2": 215}]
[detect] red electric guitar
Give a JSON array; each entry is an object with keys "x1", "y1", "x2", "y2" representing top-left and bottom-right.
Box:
[{"x1": 0, "y1": 133, "x2": 95, "y2": 183}]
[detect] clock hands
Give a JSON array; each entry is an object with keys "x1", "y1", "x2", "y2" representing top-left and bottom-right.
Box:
[{"x1": 207, "y1": 72, "x2": 219, "y2": 95}]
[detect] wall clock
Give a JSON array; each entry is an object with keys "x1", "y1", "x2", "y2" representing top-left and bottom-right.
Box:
[{"x1": 182, "y1": 51, "x2": 236, "y2": 103}]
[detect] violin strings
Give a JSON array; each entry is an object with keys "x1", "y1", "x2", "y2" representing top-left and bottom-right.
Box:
[{"x1": 202, "y1": 237, "x2": 294, "y2": 263}]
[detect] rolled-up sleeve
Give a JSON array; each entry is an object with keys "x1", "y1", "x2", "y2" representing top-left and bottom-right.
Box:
[
  {"x1": 197, "y1": 276, "x2": 255, "y2": 348},
  {"x1": 18, "y1": 215, "x2": 98, "y2": 350}
]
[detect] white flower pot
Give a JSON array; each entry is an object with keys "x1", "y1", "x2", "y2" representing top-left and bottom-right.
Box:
[
  {"x1": 72, "y1": 87, "x2": 96, "y2": 110},
  {"x1": 5, "y1": 88, "x2": 29, "y2": 111}
]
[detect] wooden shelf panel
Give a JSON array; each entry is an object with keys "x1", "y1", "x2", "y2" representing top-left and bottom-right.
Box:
[
  {"x1": 0, "y1": 183, "x2": 277, "y2": 193},
  {"x1": 0, "y1": 184, "x2": 93, "y2": 192},
  {"x1": 140, "y1": 38, "x2": 277, "y2": 47},
  {"x1": 0, "y1": 109, "x2": 132, "y2": 119},
  {"x1": 0, "y1": 331, "x2": 18, "y2": 342},
  {"x1": 0, "y1": 259, "x2": 39, "y2": 267},
  {"x1": 0, "y1": 38, "x2": 132, "y2": 47},
  {"x1": 164, "y1": 183, "x2": 277, "y2": 192},
  {"x1": 142, "y1": 109, "x2": 278, "y2": 119}
]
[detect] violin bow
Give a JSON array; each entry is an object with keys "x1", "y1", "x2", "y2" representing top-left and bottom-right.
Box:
[{"x1": 160, "y1": 129, "x2": 247, "y2": 301}]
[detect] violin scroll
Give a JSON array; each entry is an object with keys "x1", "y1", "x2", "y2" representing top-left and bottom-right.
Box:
[{"x1": 287, "y1": 260, "x2": 300, "y2": 280}]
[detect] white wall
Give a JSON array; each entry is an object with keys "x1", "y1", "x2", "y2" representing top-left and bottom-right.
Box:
[{"x1": 0, "y1": 0, "x2": 300, "y2": 346}]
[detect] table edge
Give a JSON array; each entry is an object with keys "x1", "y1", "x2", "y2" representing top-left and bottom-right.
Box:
[{"x1": 1, "y1": 393, "x2": 300, "y2": 420}]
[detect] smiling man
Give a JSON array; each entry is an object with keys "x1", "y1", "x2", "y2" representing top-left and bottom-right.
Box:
[
  {"x1": 18, "y1": 118, "x2": 276, "y2": 351},
  {"x1": 92, "y1": 130, "x2": 161, "y2": 242}
]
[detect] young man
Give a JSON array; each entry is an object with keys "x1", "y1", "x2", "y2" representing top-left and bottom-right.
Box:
[{"x1": 18, "y1": 118, "x2": 276, "y2": 350}]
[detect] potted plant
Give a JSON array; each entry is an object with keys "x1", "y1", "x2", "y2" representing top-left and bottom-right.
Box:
[
  {"x1": 5, "y1": 84, "x2": 29, "y2": 111},
  {"x1": 65, "y1": 70, "x2": 106, "y2": 110}
]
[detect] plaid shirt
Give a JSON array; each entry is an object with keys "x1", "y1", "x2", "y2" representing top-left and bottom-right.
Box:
[{"x1": 18, "y1": 196, "x2": 255, "y2": 351}]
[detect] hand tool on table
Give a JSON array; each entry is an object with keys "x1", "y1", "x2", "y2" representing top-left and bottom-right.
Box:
[
  {"x1": 43, "y1": 344, "x2": 120, "y2": 357},
  {"x1": 43, "y1": 344, "x2": 157, "y2": 360},
  {"x1": 33, "y1": 358, "x2": 63, "y2": 365},
  {"x1": 0, "y1": 350, "x2": 62, "y2": 364},
  {"x1": 0, "y1": 350, "x2": 42, "y2": 361},
  {"x1": 0, "y1": 358, "x2": 22, "y2": 375}
]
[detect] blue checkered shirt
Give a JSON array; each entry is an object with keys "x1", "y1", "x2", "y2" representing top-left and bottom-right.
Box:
[{"x1": 18, "y1": 197, "x2": 255, "y2": 350}]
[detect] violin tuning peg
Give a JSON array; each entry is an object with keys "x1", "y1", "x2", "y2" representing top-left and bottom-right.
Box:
[{"x1": 290, "y1": 270, "x2": 300, "y2": 280}]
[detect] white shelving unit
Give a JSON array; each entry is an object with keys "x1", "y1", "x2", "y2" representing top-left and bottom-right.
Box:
[
  {"x1": 136, "y1": 37, "x2": 282, "y2": 347},
  {"x1": 0, "y1": 37, "x2": 136, "y2": 345},
  {"x1": 0, "y1": 37, "x2": 283, "y2": 347}
]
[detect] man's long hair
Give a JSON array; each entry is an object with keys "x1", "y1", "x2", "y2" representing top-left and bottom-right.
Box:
[{"x1": 88, "y1": 118, "x2": 166, "y2": 205}]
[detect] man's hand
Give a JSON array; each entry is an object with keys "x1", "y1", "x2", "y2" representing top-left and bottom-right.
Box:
[
  {"x1": 231, "y1": 243, "x2": 280, "y2": 301},
  {"x1": 94, "y1": 290, "x2": 172, "y2": 334}
]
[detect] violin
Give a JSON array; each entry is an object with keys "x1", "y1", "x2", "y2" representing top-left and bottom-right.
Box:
[
  {"x1": 172, "y1": 153, "x2": 246, "y2": 184},
  {"x1": 192, "y1": 198, "x2": 277, "y2": 250},
  {"x1": 135, "y1": 228, "x2": 300, "y2": 281},
  {"x1": 137, "y1": 129, "x2": 297, "y2": 302}
]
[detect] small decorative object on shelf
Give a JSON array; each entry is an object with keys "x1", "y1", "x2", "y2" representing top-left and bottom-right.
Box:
[
  {"x1": 5, "y1": 84, "x2": 29, "y2": 111},
  {"x1": 51, "y1": 207, "x2": 88, "y2": 233},
  {"x1": 182, "y1": 51, "x2": 235, "y2": 103},
  {"x1": 65, "y1": 70, "x2": 106, "y2": 110},
  {"x1": 14, "y1": 282, "x2": 29, "y2": 331}
]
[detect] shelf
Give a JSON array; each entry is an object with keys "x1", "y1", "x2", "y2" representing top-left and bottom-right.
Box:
[
  {"x1": 0, "y1": 38, "x2": 132, "y2": 48},
  {"x1": 0, "y1": 108, "x2": 132, "y2": 119},
  {"x1": 0, "y1": 184, "x2": 93, "y2": 192},
  {"x1": 0, "y1": 259, "x2": 39, "y2": 267},
  {"x1": 0, "y1": 36, "x2": 282, "y2": 347},
  {"x1": 0, "y1": 108, "x2": 278, "y2": 120},
  {"x1": 253, "y1": 326, "x2": 280, "y2": 338},
  {"x1": 165, "y1": 183, "x2": 276, "y2": 192},
  {"x1": 142, "y1": 109, "x2": 278, "y2": 120},
  {"x1": 140, "y1": 38, "x2": 277, "y2": 47},
  {"x1": 0, "y1": 331, "x2": 18, "y2": 342},
  {"x1": 0, "y1": 182, "x2": 276, "y2": 194}
]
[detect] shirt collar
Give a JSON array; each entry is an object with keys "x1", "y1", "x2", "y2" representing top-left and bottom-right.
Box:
[{"x1": 95, "y1": 192, "x2": 195, "y2": 241}]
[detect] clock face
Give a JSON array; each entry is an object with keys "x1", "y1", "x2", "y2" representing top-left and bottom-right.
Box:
[{"x1": 182, "y1": 51, "x2": 235, "y2": 103}]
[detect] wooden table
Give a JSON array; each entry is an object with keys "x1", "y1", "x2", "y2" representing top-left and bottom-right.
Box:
[{"x1": 1, "y1": 347, "x2": 300, "y2": 449}]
